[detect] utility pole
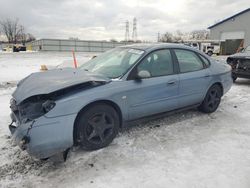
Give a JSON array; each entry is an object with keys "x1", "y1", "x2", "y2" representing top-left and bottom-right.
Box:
[
  {"x1": 157, "y1": 32, "x2": 160, "y2": 42},
  {"x1": 125, "y1": 20, "x2": 129, "y2": 42},
  {"x1": 132, "y1": 17, "x2": 137, "y2": 42}
]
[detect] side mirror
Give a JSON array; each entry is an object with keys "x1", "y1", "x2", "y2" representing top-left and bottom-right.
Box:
[{"x1": 137, "y1": 70, "x2": 151, "y2": 79}]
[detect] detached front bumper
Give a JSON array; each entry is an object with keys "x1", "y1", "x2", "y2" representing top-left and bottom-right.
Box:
[{"x1": 9, "y1": 112, "x2": 77, "y2": 159}]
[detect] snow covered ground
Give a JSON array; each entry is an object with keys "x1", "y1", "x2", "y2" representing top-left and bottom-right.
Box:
[
  {"x1": 0, "y1": 51, "x2": 95, "y2": 83},
  {"x1": 0, "y1": 52, "x2": 250, "y2": 188}
]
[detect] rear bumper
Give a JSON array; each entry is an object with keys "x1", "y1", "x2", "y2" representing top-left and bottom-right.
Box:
[{"x1": 10, "y1": 113, "x2": 77, "y2": 159}]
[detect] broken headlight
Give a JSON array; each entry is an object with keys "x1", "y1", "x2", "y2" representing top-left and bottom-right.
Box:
[
  {"x1": 10, "y1": 98, "x2": 18, "y2": 111},
  {"x1": 17, "y1": 99, "x2": 56, "y2": 121}
]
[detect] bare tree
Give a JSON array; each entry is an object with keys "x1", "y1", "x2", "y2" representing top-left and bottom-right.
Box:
[
  {"x1": 17, "y1": 25, "x2": 26, "y2": 45},
  {"x1": 0, "y1": 18, "x2": 36, "y2": 44},
  {"x1": 173, "y1": 30, "x2": 184, "y2": 42},
  {"x1": 160, "y1": 32, "x2": 174, "y2": 43},
  {"x1": 190, "y1": 30, "x2": 209, "y2": 40},
  {"x1": 0, "y1": 18, "x2": 21, "y2": 44},
  {"x1": 26, "y1": 33, "x2": 36, "y2": 42}
]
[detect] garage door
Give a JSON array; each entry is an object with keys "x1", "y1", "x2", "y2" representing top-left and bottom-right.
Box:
[
  {"x1": 220, "y1": 31, "x2": 245, "y2": 41},
  {"x1": 225, "y1": 39, "x2": 244, "y2": 55}
]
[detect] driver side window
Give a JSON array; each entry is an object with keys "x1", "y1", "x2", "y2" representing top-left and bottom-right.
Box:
[{"x1": 137, "y1": 49, "x2": 174, "y2": 78}]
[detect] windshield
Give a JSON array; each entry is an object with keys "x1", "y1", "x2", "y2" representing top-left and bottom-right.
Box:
[{"x1": 80, "y1": 48, "x2": 144, "y2": 78}]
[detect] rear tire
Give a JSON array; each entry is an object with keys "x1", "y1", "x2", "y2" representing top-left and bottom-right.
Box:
[
  {"x1": 75, "y1": 104, "x2": 119, "y2": 150},
  {"x1": 199, "y1": 84, "x2": 222, "y2": 113}
]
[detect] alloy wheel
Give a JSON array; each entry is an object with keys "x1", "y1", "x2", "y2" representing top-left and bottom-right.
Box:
[
  {"x1": 206, "y1": 89, "x2": 220, "y2": 111},
  {"x1": 86, "y1": 112, "x2": 115, "y2": 144}
]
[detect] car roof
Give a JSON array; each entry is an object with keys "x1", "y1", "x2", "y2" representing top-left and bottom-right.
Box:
[{"x1": 120, "y1": 43, "x2": 197, "y2": 52}]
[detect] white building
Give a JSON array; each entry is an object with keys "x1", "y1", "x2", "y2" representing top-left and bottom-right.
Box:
[{"x1": 208, "y1": 8, "x2": 250, "y2": 55}]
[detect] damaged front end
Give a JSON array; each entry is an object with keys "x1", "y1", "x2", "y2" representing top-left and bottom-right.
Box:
[
  {"x1": 10, "y1": 97, "x2": 55, "y2": 126},
  {"x1": 9, "y1": 69, "x2": 110, "y2": 159},
  {"x1": 227, "y1": 56, "x2": 250, "y2": 80},
  {"x1": 10, "y1": 81, "x2": 103, "y2": 125},
  {"x1": 9, "y1": 92, "x2": 65, "y2": 155}
]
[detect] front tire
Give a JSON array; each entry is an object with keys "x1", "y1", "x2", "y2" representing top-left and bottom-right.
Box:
[
  {"x1": 199, "y1": 84, "x2": 222, "y2": 113},
  {"x1": 75, "y1": 104, "x2": 119, "y2": 150}
]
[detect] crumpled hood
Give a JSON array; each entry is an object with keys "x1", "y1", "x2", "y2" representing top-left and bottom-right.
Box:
[{"x1": 13, "y1": 68, "x2": 110, "y2": 104}]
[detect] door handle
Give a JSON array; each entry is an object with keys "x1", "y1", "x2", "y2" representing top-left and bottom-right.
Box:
[
  {"x1": 204, "y1": 74, "x2": 210, "y2": 78},
  {"x1": 167, "y1": 80, "x2": 177, "y2": 85}
]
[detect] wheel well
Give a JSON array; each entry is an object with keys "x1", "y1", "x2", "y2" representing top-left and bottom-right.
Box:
[
  {"x1": 73, "y1": 100, "x2": 123, "y2": 145},
  {"x1": 213, "y1": 82, "x2": 224, "y2": 95}
]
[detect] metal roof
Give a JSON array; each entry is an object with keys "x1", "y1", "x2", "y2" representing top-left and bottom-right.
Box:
[{"x1": 208, "y1": 8, "x2": 250, "y2": 29}]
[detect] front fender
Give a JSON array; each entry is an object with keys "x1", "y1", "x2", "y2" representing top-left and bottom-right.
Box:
[{"x1": 44, "y1": 84, "x2": 127, "y2": 121}]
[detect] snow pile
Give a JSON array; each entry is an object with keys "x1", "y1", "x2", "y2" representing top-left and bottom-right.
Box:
[{"x1": 0, "y1": 52, "x2": 250, "y2": 188}]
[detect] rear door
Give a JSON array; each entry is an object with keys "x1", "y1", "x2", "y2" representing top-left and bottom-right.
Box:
[{"x1": 173, "y1": 49, "x2": 212, "y2": 108}]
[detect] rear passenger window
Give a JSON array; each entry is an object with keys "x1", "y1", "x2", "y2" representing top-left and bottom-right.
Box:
[
  {"x1": 199, "y1": 55, "x2": 210, "y2": 67},
  {"x1": 175, "y1": 49, "x2": 204, "y2": 73}
]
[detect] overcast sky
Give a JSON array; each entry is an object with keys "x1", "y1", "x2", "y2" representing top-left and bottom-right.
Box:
[{"x1": 0, "y1": 0, "x2": 249, "y2": 41}]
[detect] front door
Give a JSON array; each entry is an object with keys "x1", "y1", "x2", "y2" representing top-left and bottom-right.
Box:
[{"x1": 125, "y1": 49, "x2": 179, "y2": 120}]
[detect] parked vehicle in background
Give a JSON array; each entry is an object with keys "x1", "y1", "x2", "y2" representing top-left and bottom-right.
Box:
[
  {"x1": 227, "y1": 45, "x2": 250, "y2": 82},
  {"x1": 201, "y1": 43, "x2": 220, "y2": 56},
  {"x1": 2, "y1": 44, "x2": 26, "y2": 52},
  {"x1": 2, "y1": 46, "x2": 13, "y2": 52},
  {"x1": 13, "y1": 45, "x2": 27, "y2": 52},
  {"x1": 184, "y1": 42, "x2": 200, "y2": 50},
  {"x1": 9, "y1": 43, "x2": 233, "y2": 160}
]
